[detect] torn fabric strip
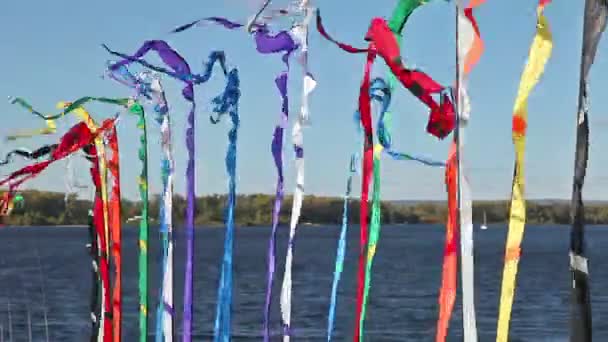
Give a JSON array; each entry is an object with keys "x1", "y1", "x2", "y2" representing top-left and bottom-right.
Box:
[
  {"x1": 105, "y1": 64, "x2": 175, "y2": 342},
  {"x1": 106, "y1": 126, "x2": 123, "y2": 342},
  {"x1": 316, "y1": 6, "x2": 454, "y2": 341},
  {"x1": 0, "y1": 145, "x2": 57, "y2": 166},
  {"x1": 442, "y1": 1, "x2": 485, "y2": 341},
  {"x1": 104, "y1": 40, "x2": 228, "y2": 342},
  {"x1": 496, "y1": 2, "x2": 553, "y2": 341},
  {"x1": 170, "y1": 13, "x2": 308, "y2": 341},
  {"x1": 570, "y1": 0, "x2": 607, "y2": 340},
  {"x1": 436, "y1": 142, "x2": 458, "y2": 342},
  {"x1": 210, "y1": 68, "x2": 241, "y2": 342}
]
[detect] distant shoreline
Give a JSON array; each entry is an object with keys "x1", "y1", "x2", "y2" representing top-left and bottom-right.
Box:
[{"x1": 4, "y1": 224, "x2": 608, "y2": 229}]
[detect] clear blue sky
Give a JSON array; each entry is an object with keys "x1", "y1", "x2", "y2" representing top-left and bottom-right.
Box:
[{"x1": 1, "y1": 0, "x2": 606, "y2": 201}]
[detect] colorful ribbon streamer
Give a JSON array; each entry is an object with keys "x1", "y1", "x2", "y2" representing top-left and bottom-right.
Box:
[
  {"x1": 171, "y1": 12, "x2": 308, "y2": 340},
  {"x1": 85, "y1": 141, "x2": 113, "y2": 342},
  {"x1": 210, "y1": 68, "x2": 241, "y2": 342},
  {"x1": 103, "y1": 64, "x2": 152, "y2": 342},
  {"x1": 0, "y1": 118, "x2": 115, "y2": 214},
  {"x1": 456, "y1": 0, "x2": 484, "y2": 340},
  {"x1": 496, "y1": 1, "x2": 552, "y2": 341},
  {"x1": 0, "y1": 145, "x2": 57, "y2": 166},
  {"x1": 435, "y1": 1, "x2": 485, "y2": 341},
  {"x1": 316, "y1": 10, "x2": 456, "y2": 140},
  {"x1": 86, "y1": 206, "x2": 101, "y2": 342},
  {"x1": 2, "y1": 122, "x2": 114, "y2": 342},
  {"x1": 104, "y1": 41, "x2": 229, "y2": 342},
  {"x1": 106, "y1": 126, "x2": 123, "y2": 342},
  {"x1": 105, "y1": 63, "x2": 176, "y2": 342},
  {"x1": 326, "y1": 152, "x2": 358, "y2": 342},
  {"x1": 277, "y1": 3, "x2": 317, "y2": 341},
  {"x1": 362, "y1": 77, "x2": 446, "y2": 340},
  {"x1": 316, "y1": 6, "x2": 454, "y2": 340},
  {"x1": 570, "y1": 0, "x2": 607, "y2": 340},
  {"x1": 8, "y1": 97, "x2": 136, "y2": 342},
  {"x1": 436, "y1": 142, "x2": 458, "y2": 342},
  {"x1": 152, "y1": 77, "x2": 175, "y2": 342},
  {"x1": 132, "y1": 103, "x2": 150, "y2": 342}
]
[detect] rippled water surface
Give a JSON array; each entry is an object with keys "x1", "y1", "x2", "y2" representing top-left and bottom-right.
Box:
[{"x1": 0, "y1": 225, "x2": 607, "y2": 341}]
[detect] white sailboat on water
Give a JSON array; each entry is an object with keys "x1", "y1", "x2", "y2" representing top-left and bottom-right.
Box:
[{"x1": 480, "y1": 211, "x2": 488, "y2": 230}]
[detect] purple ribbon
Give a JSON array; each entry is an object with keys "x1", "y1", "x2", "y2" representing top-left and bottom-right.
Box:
[{"x1": 103, "y1": 40, "x2": 227, "y2": 342}]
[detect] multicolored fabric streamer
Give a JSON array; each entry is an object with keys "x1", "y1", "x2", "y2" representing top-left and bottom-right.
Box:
[
  {"x1": 371, "y1": 78, "x2": 446, "y2": 167},
  {"x1": 85, "y1": 141, "x2": 113, "y2": 342},
  {"x1": 4, "y1": 99, "x2": 56, "y2": 141},
  {"x1": 106, "y1": 127, "x2": 123, "y2": 342},
  {"x1": 435, "y1": 1, "x2": 485, "y2": 341},
  {"x1": 360, "y1": 77, "x2": 446, "y2": 340},
  {"x1": 103, "y1": 64, "x2": 151, "y2": 342},
  {"x1": 316, "y1": 6, "x2": 454, "y2": 341},
  {"x1": 326, "y1": 152, "x2": 358, "y2": 342},
  {"x1": 0, "y1": 145, "x2": 57, "y2": 166},
  {"x1": 210, "y1": 68, "x2": 240, "y2": 342},
  {"x1": 0, "y1": 118, "x2": 115, "y2": 219},
  {"x1": 456, "y1": 0, "x2": 484, "y2": 340},
  {"x1": 103, "y1": 40, "x2": 228, "y2": 342},
  {"x1": 171, "y1": 10, "x2": 311, "y2": 340},
  {"x1": 131, "y1": 103, "x2": 150, "y2": 342},
  {"x1": 105, "y1": 62, "x2": 175, "y2": 341},
  {"x1": 436, "y1": 142, "x2": 458, "y2": 342},
  {"x1": 1, "y1": 118, "x2": 115, "y2": 342},
  {"x1": 8, "y1": 97, "x2": 136, "y2": 342},
  {"x1": 316, "y1": 11, "x2": 456, "y2": 139},
  {"x1": 277, "y1": 3, "x2": 317, "y2": 341},
  {"x1": 86, "y1": 206, "x2": 101, "y2": 342},
  {"x1": 0, "y1": 193, "x2": 24, "y2": 217},
  {"x1": 326, "y1": 76, "x2": 444, "y2": 341},
  {"x1": 570, "y1": 1, "x2": 607, "y2": 340},
  {"x1": 496, "y1": 1, "x2": 552, "y2": 341},
  {"x1": 150, "y1": 77, "x2": 175, "y2": 342}
]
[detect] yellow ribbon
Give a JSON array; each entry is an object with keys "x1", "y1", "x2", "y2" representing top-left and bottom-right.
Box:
[{"x1": 496, "y1": 3, "x2": 553, "y2": 342}]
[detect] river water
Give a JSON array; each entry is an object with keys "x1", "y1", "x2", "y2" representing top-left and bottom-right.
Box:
[{"x1": 0, "y1": 224, "x2": 607, "y2": 341}]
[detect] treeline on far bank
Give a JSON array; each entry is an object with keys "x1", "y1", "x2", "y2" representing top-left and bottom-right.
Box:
[{"x1": 3, "y1": 190, "x2": 608, "y2": 226}]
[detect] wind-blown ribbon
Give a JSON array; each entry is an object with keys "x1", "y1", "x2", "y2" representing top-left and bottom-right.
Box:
[
  {"x1": 326, "y1": 152, "x2": 358, "y2": 342},
  {"x1": 210, "y1": 68, "x2": 241, "y2": 342},
  {"x1": 0, "y1": 120, "x2": 115, "y2": 341},
  {"x1": 360, "y1": 77, "x2": 446, "y2": 340},
  {"x1": 85, "y1": 141, "x2": 113, "y2": 342},
  {"x1": 436, "y1": 142, "x2": 458, "y2": 342},
  {"x1": 368, "y1": 11, "x2": 449, "y2": 338},
  {"x1": 435, "y1": 1, "x2": 485, "y2": 341},
  {"x1": 8, "y1": 97, "x2": 135, "y2": 342},
  {"x1": 496, "y1": 1, "x2": 552, "y2": 341},
  {"x1": 106, "y1": 126, "x2": 122, "y2": 342},
  {"x1": 570, "y1": 1, "x2": 607, "y2": 340},
  {"x1": 131, "y1": 103, "x2": 150, "y2": 342},
  {"x1": 86, "y1": 207, "x2": 101, "y2": 342},
  {"x1": 0, "y1": 145, "x2": 57, "y2": 166},
  {"x1": 171, "y1": 11, "x2": 307, "y2": 340},
  {"x1": 277, "y1": 3, "x2": 317, "y2": 341},
  {"x1": 103, "y1": 65, "x2": 151, "y2": 342},
  {"x1": 316, "y1": 10, "x2": 456, "y2": 140},
  {"x1": 326, "y1": 76, "x2": 445, "y2": 341},
  {"x1": 316, "y1": 6, "x2": 454, "y2": 341},
  {"x1": 105, "y1": 63, "x2": 175, "y2": 342},
  {"x1": 0, "y1": 193, "x2": 23, "y2": 217},
  {"x1": 103, "y1": 40, "x2": 228, "y2": 342},
  {"x1": 151, "y1": 77, "x2": 175, "y2": 342},
  {"x1": 0, "y1": 119, "x2": 115, "y2": 217},
  {"x1": 371, "y1": 78, "x2": 446, "y2": 167}
]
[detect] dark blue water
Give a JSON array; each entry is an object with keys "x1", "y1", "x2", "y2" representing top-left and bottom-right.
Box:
[{"x1": 0, "y1": 225, "x2": 607, "y2": 341}]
